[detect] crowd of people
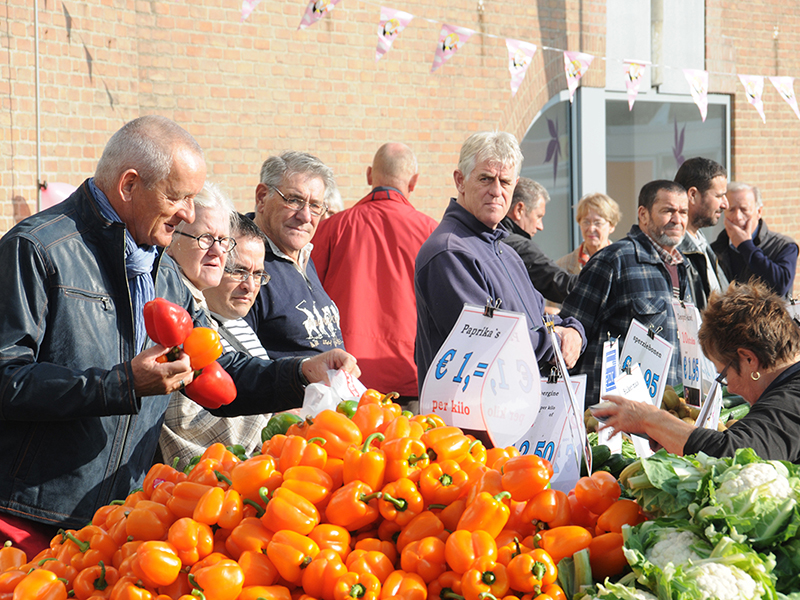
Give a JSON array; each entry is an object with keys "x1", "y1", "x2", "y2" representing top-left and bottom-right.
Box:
[{"x1": 0, "y1": 115, "x2": 799, "y2": 556}]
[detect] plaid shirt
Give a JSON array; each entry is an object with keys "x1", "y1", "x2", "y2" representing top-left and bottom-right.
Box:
[{"x1": 560, "y1": 225, "x2": 693, "y2": 406}]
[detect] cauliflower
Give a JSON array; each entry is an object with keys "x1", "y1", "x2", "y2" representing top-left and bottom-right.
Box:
[
  {"x1": 594, "y1": 584, "x2": 658, "y2": 600},
  {"x1": 715, "y1": 462, "x2": 793, "y2": 506},
  {"x1": 685, "y1": 562, "x2": 765, "y2": 600},
  {"x1": 645, "y1": 529, "x2": 704, "y2": 569}
]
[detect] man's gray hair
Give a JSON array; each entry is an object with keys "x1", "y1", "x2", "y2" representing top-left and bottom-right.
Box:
[
  {"x1": 728, "y1": 181, "x2": 763, "y2": 208},
  {"x1": 175, "y1": 181, "x2": 235, "y2": 234},
  {"x1": 512, "y1": 177, "x2": 549, "y2": 211},
  {"x1": 94, "y1": 115, "x2": 203, "y2": 190},
  {"x1": 457, "y1": 131, "x2": 524, "y2": 180},
  {"x1": 259, "y1": 151, "x2": 337, "y2": 205}
]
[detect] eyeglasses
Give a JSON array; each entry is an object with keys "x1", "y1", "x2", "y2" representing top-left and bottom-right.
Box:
[
  {"x1": 224, "y1": 265, "x2": 271, "y2": 286},
  {"x1": 269, "y1": 185, "x2": 328, "y2": 218},
  {"x1": 715, "y1": 361, "x2": 734, "y2": 386},
  {"x1": 581, "y1": 219, "x2": 608, "y2": 229},
  {"x1": 174, "y1": 230, "x2": 236, "y2": 253}
]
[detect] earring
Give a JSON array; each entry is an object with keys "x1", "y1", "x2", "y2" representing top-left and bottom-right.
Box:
[{"x1": 751, "y1": 371, "x2": 761, "y2": 381}]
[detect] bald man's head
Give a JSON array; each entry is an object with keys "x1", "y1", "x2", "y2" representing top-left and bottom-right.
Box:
[{"x1": 367, "y1": 143, "x2": 419, "y2": 197}]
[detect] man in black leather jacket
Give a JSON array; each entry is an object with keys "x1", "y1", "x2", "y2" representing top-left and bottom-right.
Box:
[{"x1": 0, "y1": 116, "x2": 357, "y2": 552}]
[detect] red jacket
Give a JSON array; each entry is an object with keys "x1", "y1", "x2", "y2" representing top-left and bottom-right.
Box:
[{"x1": 312, "y1": 187, "x2": 438, "y2": 396}]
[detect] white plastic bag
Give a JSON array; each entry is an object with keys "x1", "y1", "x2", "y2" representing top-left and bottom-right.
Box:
[{"x1": 300, "y1": 369, "x2": 367, "y2": 418}]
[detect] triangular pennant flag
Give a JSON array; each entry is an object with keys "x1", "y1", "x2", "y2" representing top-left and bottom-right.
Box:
[
  {"x1": 505, "y1": 39, "x2": 537, "y2": 97},
  {"x1": 683, "y1": 69, "x2": 709, "y2": 121},
  {"x1": 298, "y1": 0, "x2": 343, "y2": 31},
  {"x1": 431, "y1": 24, "x2": 474, "y2": 73},
  {"x1": 376, "y1": 7, "x2": 413, "y2": 62},
  {"x1": 563, "y1": 51, "x2": 594, "y2": 103},
  {"x1": 83, "y1": 44, "x2": 93, "y2": 82},
  {"x1": 62, "y1": 3, "x2": 72, "y2": 42},
  {"x1": 241, "y1": 0, "x2": 263, "y2": 22},
  {"x1": 103, "y1": 81, "x2": 115, "y2": 109},
  {"x1": 769, "y1": 76, "x2": 800, "y2": 120},
  {"x1": 738, "y1": 75, "x2": 766, "y2": 123},
  {"x1": 624, "y1": 60, "x2": 647, "y2": 110}
]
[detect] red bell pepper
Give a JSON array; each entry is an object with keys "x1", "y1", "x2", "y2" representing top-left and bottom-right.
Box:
[
  {"x1": 184, "y1": 361, "x2": 237, "y2": 409},
  {"x1": 143, "y1": 297, "x2": 193, "y2": 348}
]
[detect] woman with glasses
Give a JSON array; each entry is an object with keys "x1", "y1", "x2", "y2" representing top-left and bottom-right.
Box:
[
  {"x1": 557, "y1": 192, "x2": 622, "y2": 275},
  {"x1": 594, "y1": 281, "x2": 800, "y2": 462}
]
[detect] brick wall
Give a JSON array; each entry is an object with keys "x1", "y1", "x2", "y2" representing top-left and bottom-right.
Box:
[{"x1": 0, "y1": 0, "x2": 605, "y2": 232}]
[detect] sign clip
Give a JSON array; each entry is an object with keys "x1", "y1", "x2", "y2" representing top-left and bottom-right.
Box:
[
  {"x1": 647, "y1": 324, "x2": 663, "y2": 339},
  {"x1": 548, "y1": 366, "x2": 560, "y2": 384},
  {"x1": 484, "y1": 297, "x2": 502, "y2": 318}
]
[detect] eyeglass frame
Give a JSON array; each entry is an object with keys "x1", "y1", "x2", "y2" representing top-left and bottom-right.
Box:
[
  {"x1": 268, "y1": 184, "x2": 328, "y2": 218},
  {"x1": 224, "y1": 264, "x2": 271, "y2": 286},
  {"x1": 715, "y1": 360, "x2": 734, "y2": 386},
  {"x1": 174, "y1": 230, "x2": 237, "y2": 253}
]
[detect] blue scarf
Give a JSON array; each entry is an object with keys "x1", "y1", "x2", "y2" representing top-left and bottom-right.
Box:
[{"x1": 88, "y1": 179, "x2": 158, "y2": 352}]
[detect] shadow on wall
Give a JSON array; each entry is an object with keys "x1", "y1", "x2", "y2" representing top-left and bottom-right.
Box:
[{"x1": 13, "y1": 196, "x2": 32, "y2": 224}]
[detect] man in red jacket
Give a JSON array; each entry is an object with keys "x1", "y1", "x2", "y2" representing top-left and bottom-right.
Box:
[{"x1": 312, "y1": 143, "x2": 437, "y2": 406}]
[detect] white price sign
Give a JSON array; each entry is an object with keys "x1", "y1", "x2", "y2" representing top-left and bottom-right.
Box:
[
  {"x1": 613, "y1": 364, "x2": 655, "y2": 458},
  {"x1": 598, "y1": 337, "x2": 622, "y2": 454},
  {"x1": 419, "y1": 305, "x2": 541, "y2": 447},
  {"x1": 620, "y1": 319, "x2": 674, "y2": 405},
  {"x1": 671, "y1": 300, "x2": 702, "y2": 392},
  {"x1": 512, "y1": 375, "x2": 587, "y2": 493}
]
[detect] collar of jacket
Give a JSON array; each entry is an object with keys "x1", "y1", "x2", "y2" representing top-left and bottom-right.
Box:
[
  {"x1": 625, "y1": 224, "x2": 673, "y2": 266},
  {"x1": 499, "y1": 216, "x2": 530, "y2": 239},
  {"x1": 445, "y1": 198, "x2": 509, "y2": 244}
]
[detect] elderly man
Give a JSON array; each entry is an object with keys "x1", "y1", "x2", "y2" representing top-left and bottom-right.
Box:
[
  {"x1": 245, "y1": 151, "x2": 345, "y2": 357},
  {"x1": 0, "y1": 116, "x2": 357, "y2": 553},
  {"x1": 674, "y1": 157, "x2": 730, "y2": 308},
  {"x1": 711, "y1": 182, "x2": 798, "y2": 297},
  {"x1": 414, "y1": 131, "x2": 585, "y2": 389},
  {"x1": 499, "y1": 177, "x2": 577, "y2": 304},
  {"x1": 313, "y1": 143, "x2": 437, "y2": 401},
  {"x1": 561, "y1": 180, "x2": 694, "y2": 406},
  {"x1": 160, "y1": 210, "x2": 273, "y2": 469}
]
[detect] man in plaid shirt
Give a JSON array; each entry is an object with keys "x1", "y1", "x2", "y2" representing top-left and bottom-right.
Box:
[{"x1": 560, "y1": 180, "x2": 695, "y2": 407}]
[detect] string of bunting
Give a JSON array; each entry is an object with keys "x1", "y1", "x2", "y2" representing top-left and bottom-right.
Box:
[{"x1": 241, "y1": 0, "x2": 800, "y2": 123}]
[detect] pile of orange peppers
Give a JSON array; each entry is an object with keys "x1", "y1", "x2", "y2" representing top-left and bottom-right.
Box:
[{"x1": 0, "y1": 390, "x2": 646, "y2": 600}]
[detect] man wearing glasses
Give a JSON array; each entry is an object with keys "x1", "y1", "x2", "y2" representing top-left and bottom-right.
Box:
[{"x1": 245, "y1": 151, "x2": 345, "y2": 358}]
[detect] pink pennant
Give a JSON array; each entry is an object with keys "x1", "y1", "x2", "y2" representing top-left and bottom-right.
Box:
[
  {"x1": 241, "y1": 0, "x2": 262, "y2": 22},
  {"x1": 431, "y1": 24, "x2": 474, "y2": 73},
  {"x1": 298, "y1": 0, "x2": 343, "y2": 30},
  {"x1": 769, "y1": 76, "x2": 800, "y2": 121},
  {"x1": 738, "y1": 75, "x2": 766, "y2": 123},
  {"x1": 376, "y1": 7, "x2": 413, "y2": 62},
  {"x1": 505, "y1": 39, "x2": 537, "y2": 97},
  {"x1": 624, "y1": 61, "x2": 647, "y2": 111},
  {"x1": 683, "y1": 69, "x2": 709, "y2": 122},
  {"x1": 563, "y1": 51, "x2": 594, "y2": 103}
]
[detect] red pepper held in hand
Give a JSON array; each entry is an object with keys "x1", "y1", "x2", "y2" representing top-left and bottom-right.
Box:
[
  {"x1": 143, "y1": 298, "x2": 193, "y2": 348},
  {"x1": 185, "y1": 361, "x2": 237, "y2": 409}
]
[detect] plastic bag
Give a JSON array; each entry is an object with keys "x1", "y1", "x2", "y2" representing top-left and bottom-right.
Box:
[{"x1": 300, "y1": 368, "x2": 367, "y2": 418}]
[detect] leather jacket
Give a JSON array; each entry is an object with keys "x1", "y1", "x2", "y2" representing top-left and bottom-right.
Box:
[{"x1": 0, "y1": 180, "x2": 303, "y2": 528}]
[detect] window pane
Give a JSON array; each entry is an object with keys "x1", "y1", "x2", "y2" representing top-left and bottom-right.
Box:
[{"x1": 519, "y1": 100, "x2": 572, "y2": 261}]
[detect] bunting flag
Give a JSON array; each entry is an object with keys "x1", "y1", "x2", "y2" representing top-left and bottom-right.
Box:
[
  {"x1": 241, "y1": 0, "x2": 263, "y2": 22},
  {"x1": 375, "y1": 7, "x2": 413, "y2": 62},
  {"x1": 563, "y1": 51, "x2": 594, "y2": 103},
  {"x1": 683, "y1": 68, "x2": 709, "y2": 121},
  {"x1": 769, "y1": 76, "x2": 800, "y2": 121},
  {"x1": 83, "y1": 44, "x2": 93, "y2": 82},
  {"x1": 624, "y1": 61, "x2": 646, "y2": 110},
  {"x1": 431, "y1": 24, "x2": 474, "y2": 73},
  {"x1": 739, "y1": 75, "x2": 766, "y2": 123},
  {"x1": 62, "y1": 3, "x2": 73, "y2": 41},
  {"x1": 505, "y1": 39, "x2": 537, "y2": 97},
  {"x1": 298, "y1": 0, "x2": 343, "y2": 30}
]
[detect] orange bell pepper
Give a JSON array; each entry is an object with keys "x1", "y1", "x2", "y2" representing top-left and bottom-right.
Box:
[
  {"x1": 427, "y1": 570, "x2": 462, "y2": 600},
  {"x1": 383, "y1": 439, "x2": 430, "y2": 483},
  {"x1": 465, "y1": 470, "x2": 503, "y2": 506},
  {"x1": 456, "y1": 492, "x2": 511, "y2": 539},
  {"x1": 419, "y1": 461, "x2": 469, "y2": 506},
  {"x1": 573, "y1": 472, "x2": 620, "y2": 515},
  {"x1": 379, "y1": 479, "x2": 424, "y2": 527},
  {"x1": 587, "y1": 533, "x2": 627, "y2": 581},
  {"x1": 262, "y1": 487, "x2": 320, "y2": 535},
  {"x1": 484, "y1": 447, "x2": 520, "y2": 471},
  {"x1": 166, "y1": 482, "x2": 214, "y2": 520},
  {"x1": 433, "y1": 499, "x2": 466, "y2": 533},
  {"x1": 353, "y1": 539, "x2": 397, "y2": 567},
  {"x1": 395, "y1": 511, "x2": 446, "y2": 552},
  {"x1": 595, "y1": 499, "x2": 645, "y2": 534},
  {"x1": 57, "y1": 526, "x2": 117, "y2": 572},
  {"x1": 167, "y1": 518, "x2": 214, "y2": 567},
  {"x1": 521, "y1": 490, "x2": 571, "y2": 529},
  {"x1": 533, "y1": 526, "x2": 592, "y2": 565},
  {"x1": 72, "y1": 560, "x2": 120, "y2": 600},
  {"x1": 129, "y1": 541, "x2": 181, "y2": 588},
  {"x1": 421, "y1": 427, "x2": 469, "y2": 464},
  {"x1": 0, "y1": 542, "x2": 26, "y2": 573},
  {"x1": 382, "y1": 416, "x2": 424, "y2": 442},
  {"x1": 460, "y1": 440, "x2": 487, "y2": 467},
  {"x1": 237, "y1": 550, "x2": 279, "y2": 587},
  {"x1": 345, "y1": 550, "x2": 394, "y2": 585},
  {"x1": 461, "y1": 557, "x2": 509, "y2": 600},
  {"x1": 225, "y1": 517, "x2": 274, "y2": 560},
  {"x1": 238, "y1": 585, "x2": 293, "y2": 600},
  {"x1": 306, "y1": 411, "x2": 363, "y2": 460},
  {"x1": 410, "y1": 415, "x2": 446, "y2": 432},
  {"x1": 357, "y1": 389, "x2": 384, "y2": 407},
  {"x1": 279, "y1": 436, "x2": 329, "y2": 472},
  {"x1": 343, "y1": 433, "x2": 387, "y2": 492},
  {"x1": 13, "y1": 566, "x2": 68, "y2": 600},
  {"x1": 566, "y1": 493, "x2": 598, "y2": 530},
  {"x1": 142, "y1": 463, "x2": 187, "y2": 499},
  {"x1": 496, "y1": 537, "x2": 531, "y2": 567},
  {"x1": 400, "y1": 537, "x2": 446, "y2": 584},
  {"x1": 282, "y1": 466, "x2": 334, "y2": 506},
  {"x1": 500, "y1": 456, "x2": 552, "y2": 502},
  {"x1": 332, "y1": 572, "x2": 381, "y2": 600},
  {"x1": 230, "y1": 455, "x2": 277, "y2": 502},
  {"x1": 125, "y1": 501, "x2": 176, "y2": 541},
  {"x1": 506, "y1": 549, "x2": 557, "y2": 593},
  {"x1": 188, "y1": 557, "x2": 244, "y2": 600},
  {"x1": 324, "y1": 457, "x2": 345, "y2": 491},
  {"x1": 302, "y1": 549, "x2": 349, "y2": 600},
  {"x1": 380, "y1": 570, "x2": 427, "y2": 600},
  {"x1": 444, "y1": 530, "x2": 497, "y2": 574},
  {"x1": 325, "y1": 481, "x2": 382, "y2": 531},
  {"x1": 352, "y1": 404, "x2": 394, "y2": 437},
  {"x1": 309, "y1": 525, "x2": 352, "y2": 562},
  {"x1": 266, "y1": 530, "x2": 320, "y2": 584}
]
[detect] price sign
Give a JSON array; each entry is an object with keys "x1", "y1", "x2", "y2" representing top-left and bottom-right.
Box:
[
  {"x1": 671, "y1": 300, "x2": 702, "y2": 393},
  {"x1": 613, "y1": 365, "x2": 655, "y2": 458},
  {"x1": 619, "y1": 319, "x2": 673, "y2": 406},
  {"x1": 512, "y1": 375, "x2": 586, "y2": 493},
  {"x1": 419, "y1": 304, "x2": 540, "y2": 446},
  {"x1": 696, "y1": 376, "x2": 724, "y2": 430},
  {"x1": 598, "y1": 337, "x2": 622, "y2": 454}
]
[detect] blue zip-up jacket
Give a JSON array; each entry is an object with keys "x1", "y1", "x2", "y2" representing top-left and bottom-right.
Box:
[
  {"x1": 414, "y1": 199, "x2": 585, "y2": 391},
  {"x1": 0, "y1": 181, "x2": 305, "y2": 528}
]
